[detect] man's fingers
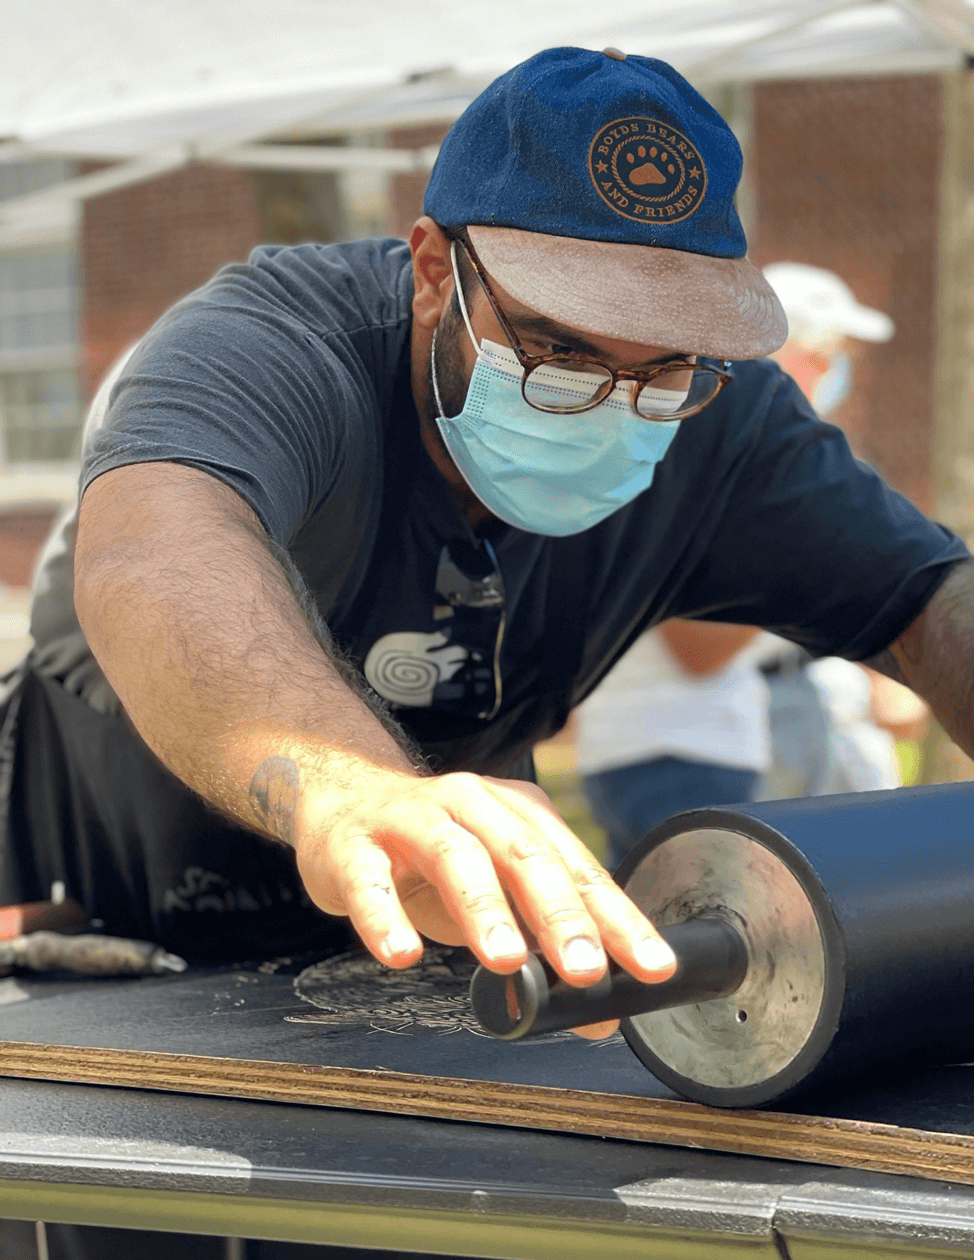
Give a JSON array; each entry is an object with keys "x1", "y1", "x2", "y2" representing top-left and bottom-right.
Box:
[
  {"x1": 412, "y1": 817, "x2": 530, "y2": 965},
  {"x1": 394, "y1": 861, "x2": 527, "y2": 969},
  {"x1": 481, "y1": 779, "x2": 678, "y2": 984},
  {"x1": 337, "y1": 798, "x2": 530, "y2": 973},
  {"x1": 394, "y1": 818, "x2": 528, "y2": 972},
  {"x1": 563, "y1": 853, "x2": 678, "y2": 983},
  {"x1": 327, "y1": 839, "x2": 424, "y2": 967},
  {"x1": 439, "y1": 779, "x2": 608, "y2": 987},
  {"x1": 299, "y1": 771, "x2": 674, "y2": 991}
]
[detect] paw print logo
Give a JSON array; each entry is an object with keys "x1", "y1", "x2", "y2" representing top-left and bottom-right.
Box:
[
  {"x1": 587, "y1": 116, "x2": 706, "y2": 225},
  {"x1": 625, "y1": 144, "x2": 676, "y2": 186}
]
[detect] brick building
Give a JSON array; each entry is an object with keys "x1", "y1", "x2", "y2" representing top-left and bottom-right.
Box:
[{"x1": 749, "y1": 74, "x2": 947, "y2": 513}]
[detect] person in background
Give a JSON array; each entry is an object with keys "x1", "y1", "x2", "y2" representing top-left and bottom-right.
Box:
[
  {"x1": 763, "y1": 262, "x2": 892, "y2": 416},
  {"x1": 575, "y1": 619, "x2": 770, "y2": 872},
  {"x1": 758, "y1": 262, "x2": 929, "y2": 799},
  {"x1": 577, "y1": 264, "x2": 928, "y2": 869}
]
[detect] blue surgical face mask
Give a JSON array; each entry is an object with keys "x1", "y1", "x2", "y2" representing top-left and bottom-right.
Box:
[
  {"x1": 430, "y1": 252, "x2": 686, "y2": 537},
  {"x1": 810, "y1": 348, "x2": 852, "y2": 417}
]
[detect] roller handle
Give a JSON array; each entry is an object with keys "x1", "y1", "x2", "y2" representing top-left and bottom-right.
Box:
[{"x1": 470, "y1": 916, "x2": 748, "y2": 1040}]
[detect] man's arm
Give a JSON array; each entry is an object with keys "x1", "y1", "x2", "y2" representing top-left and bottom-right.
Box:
[
  {"x1": 863, "y1": 668, "x2": 930, "y2": 742},
  {"x1": 658, "y1": 619, "x2": 758, "y2": 676},
  {"x1": 865, "y1": 558, "x2": 974, "y2": 756},
  {"x1": 75, "y1": 461, "x2": 677, "y2": 998}
]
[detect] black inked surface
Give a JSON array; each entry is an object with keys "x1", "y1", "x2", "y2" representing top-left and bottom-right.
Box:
[{"x1": 3, "y1": 949, "x2": 974, "y2": 1138}]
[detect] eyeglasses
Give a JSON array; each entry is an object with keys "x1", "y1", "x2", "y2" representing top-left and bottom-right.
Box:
[{"x1": 454, "y1": 237, "x2": 732, "y2": 422}]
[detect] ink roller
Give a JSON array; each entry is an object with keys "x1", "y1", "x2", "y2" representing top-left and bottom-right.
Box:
[{"x1": 471, "y1": 783, "x2": 974, "y2": 1106}]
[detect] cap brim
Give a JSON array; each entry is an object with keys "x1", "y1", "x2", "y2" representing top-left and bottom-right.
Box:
[
  {"x1": 467, "y1": 225, "x2": 788, "y2": 361},
  {"x1": 831, "y1": 305, "x2": 894, "y2": 344}
]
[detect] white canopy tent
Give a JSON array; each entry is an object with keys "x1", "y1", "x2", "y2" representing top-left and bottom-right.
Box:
[
  {"x1": 3, "y1": 0, "x2": 973, "y2": 152},
  {"x1": 0, "y1": 0, "x2": 973, "y2": 247}
]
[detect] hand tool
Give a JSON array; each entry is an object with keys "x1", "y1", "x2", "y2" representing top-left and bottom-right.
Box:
[
  {"x1": 0, "y1": 931, "x2": 186, "y2": 977},
  {"x1": 1, "y1": 890, "x2": 186, "y2": 976},
  {"x1": 471, "y1": 782, "x2": 974, "y2": 1107}
]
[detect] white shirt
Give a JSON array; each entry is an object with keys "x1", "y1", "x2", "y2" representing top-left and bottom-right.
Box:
[{"x1": 575, "y1": 628, "x2": 771, "y2": 776}]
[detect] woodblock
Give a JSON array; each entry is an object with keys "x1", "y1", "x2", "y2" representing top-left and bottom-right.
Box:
[{"x1": 3, "y1": 946, "x2": 974, "y2": 1185}]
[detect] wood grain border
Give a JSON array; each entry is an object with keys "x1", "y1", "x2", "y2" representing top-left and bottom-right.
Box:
[{"x1": 3, "y1": 1041, "x2": 974, "y2": 1185}]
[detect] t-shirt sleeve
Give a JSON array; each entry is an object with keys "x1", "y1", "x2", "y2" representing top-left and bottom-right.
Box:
[
  {"x1": 81, "y1": 242, "x2": 410, "y2": 544},
  {"x1": 666, "y1": 366, "x2": 970, "y2": 660}
]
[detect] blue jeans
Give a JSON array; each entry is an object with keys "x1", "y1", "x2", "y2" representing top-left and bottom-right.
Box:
[{"x1": 582, "y1": 756, "x2": 759, "y2": 873}]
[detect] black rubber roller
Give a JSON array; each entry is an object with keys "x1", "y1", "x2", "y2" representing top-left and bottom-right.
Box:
[
  {"x1": 470, "y1": 916, "x2": 748, "y2": 1039},
  {"x1": 612, "y1": 783, "x2": 974, "y2": 1108},
  {"x1": 471, "y1": 782, "x2": 974, "y2": 1108}
]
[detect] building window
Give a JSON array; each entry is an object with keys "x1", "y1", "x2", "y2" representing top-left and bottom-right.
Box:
[
  {"x1": 0, "y1": 366, "x2": 81, "y2": 461},
  {"x1": 0, "y1": 161, "x2": 82, "y2": 464}
]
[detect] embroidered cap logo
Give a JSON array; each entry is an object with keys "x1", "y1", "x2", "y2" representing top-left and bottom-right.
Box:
[{"x1": 587, "y1": 116, "x2": 707, "y2": 224}]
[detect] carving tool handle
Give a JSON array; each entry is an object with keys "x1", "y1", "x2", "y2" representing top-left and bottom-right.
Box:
[
  {"x1": 470, "y1": 917, "x2": 748, "y2": 1040},
  {"x1": 0, "y1": 932, "x2": 187, "y2": 976}
]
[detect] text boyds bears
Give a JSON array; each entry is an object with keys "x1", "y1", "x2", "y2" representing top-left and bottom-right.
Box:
[{"x1": 596, "y1": 121, "x2": 702, "y2": 217}]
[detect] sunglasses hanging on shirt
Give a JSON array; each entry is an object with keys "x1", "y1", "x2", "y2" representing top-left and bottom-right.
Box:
[{"x1": 432, "y1": 540, "x2": 506, "y2": 721}]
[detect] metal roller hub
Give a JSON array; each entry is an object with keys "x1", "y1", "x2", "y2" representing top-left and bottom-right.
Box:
[{"x1": 620, "y1": 826, "x2": 828, "y2": 1097}]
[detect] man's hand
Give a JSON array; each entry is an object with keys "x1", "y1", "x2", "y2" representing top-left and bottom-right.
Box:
[
  {"x1": 76, "y1": 462, "x2": 675, "y2": 1039},
  {"x1": 291, "y1": 766, "x2": 677, "y2": 1029}
]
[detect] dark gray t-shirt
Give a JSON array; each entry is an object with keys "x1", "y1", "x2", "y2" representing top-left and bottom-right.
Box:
[{"x1": 78, "y1": 237, "x2": 968, "y2": 773}]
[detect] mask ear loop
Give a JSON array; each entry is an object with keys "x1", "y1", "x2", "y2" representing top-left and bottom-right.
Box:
[
  {"x1": 430, "y1": 326, "x2": 447, "y2": 419},
  {"x1": 430, "y1": 241, "x2": 482, "y2": 420},
  {"x1": 450, "y1": 240, "x2": 481, "y2": 354}
]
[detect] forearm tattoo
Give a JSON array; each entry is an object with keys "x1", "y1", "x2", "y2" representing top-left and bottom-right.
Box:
[{"x1": 249, "y1": 755, "x2": 299, "y2": 847}]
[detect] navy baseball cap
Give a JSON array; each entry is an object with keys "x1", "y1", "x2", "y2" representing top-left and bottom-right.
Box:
[{"x1": 423, "y1": 46, "x2": 786, "y2": 359}]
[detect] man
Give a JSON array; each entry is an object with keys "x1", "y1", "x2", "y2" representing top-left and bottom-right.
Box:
[{"x1": 8, "y1": 48, "x2": 972, "y2": 1017}]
